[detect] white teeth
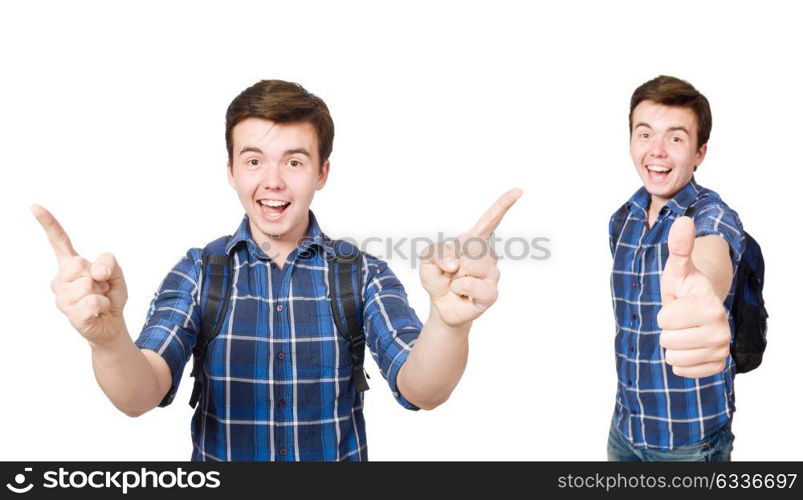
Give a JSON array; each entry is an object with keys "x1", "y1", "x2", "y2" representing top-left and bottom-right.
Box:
[
  {"x1": 647, "y1": 165, "x2": 671, "y2": 173},
  {"x1": 259, "y1": 200, "x2": 290, "y2": 207}
]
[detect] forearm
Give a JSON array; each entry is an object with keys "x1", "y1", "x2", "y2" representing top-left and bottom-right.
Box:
[
  {"x1": 397, "y1": 302, "x2": 470, "y2": 410},
  {"x1": 89, "y1": 325, "x2": 169, "y2": 417}
]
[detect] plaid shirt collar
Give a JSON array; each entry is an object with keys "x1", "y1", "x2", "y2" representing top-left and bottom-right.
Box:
[
  {"x1": 625, "y1": 177, "x2": 702, "y2": 218},
  {"x1": 223, "y1": 210, "x2": 337, "y2": 260}
]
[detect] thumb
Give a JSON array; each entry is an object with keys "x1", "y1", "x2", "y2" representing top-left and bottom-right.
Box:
[
  {"x1": 662, "y1": 216, "x2": 697, "y2": 301},
  {"x1": 420, "y1": 241, "x2": 459, "y2": 274},
  {"x1": 419, "y1": 242, "x2": 458, "y2": 298},
  {"x1": 90, "y1": 253, "x2": 127, "y2": 306}
]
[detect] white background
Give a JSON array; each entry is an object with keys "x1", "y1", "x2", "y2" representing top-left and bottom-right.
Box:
[{"x1": 1, "y1": 0, "x2": 800, "y2": 461}]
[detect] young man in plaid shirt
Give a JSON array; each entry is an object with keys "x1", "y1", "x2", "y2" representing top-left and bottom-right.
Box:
[
  {"x1": 607, "y1": 76, "x2": 745, "y2": 461},
  {"x1": 34, "y1": 80, "x2": 521, "y2": 461}
]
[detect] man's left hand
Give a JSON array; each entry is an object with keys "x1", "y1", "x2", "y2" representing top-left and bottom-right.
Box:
[
  {"x1": 419, "y1": 188, "x2": 522, "y2": 327},
  {"x1": 658, "y1": 216, "x2": 731, "y2": 378}
]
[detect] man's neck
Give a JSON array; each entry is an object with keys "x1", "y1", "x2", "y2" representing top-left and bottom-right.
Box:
[
  {"x1": 647, "y1": 195, "x2": 670, "y2": 229},
  {"x1": 249, "y1": 215, "x2": 310, "y2": 269}
]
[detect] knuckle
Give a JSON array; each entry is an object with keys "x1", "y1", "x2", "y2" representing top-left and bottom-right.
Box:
[
  {"x1": 76, "y1": 277, "x2": 93, "y2": 296},
  {"x1": 656, "y1": 309, "x2": 667, "y2": 329},
  {"x1": 706, "y1": 304, "x2": 727, "y2": 323},
  {"x1": 664, "y1": 349, "x2": 677, "y2": 365},
  {"x1": 715, "y1": 330, "x2": 731, "y2": 346},
  {"x1": 659, "y1": 331, "x2": 670, "y2": 349},
  {"x1": 81, "y1": 295, "x2": 101, "y2": 313},
  {"x1": 90, "y1": 294, "x2": 104, "y2": 309}
]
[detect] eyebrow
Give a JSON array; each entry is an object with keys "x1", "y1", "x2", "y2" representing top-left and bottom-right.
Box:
[
  {"x1": 633, "y1": 123, "x2": 690, "y2": 135},
  {"x1": 239, "y1": 146, "x2": 263, "y2": 156},
  {"x1": 238, "y1": 146, "x2": 312, "y2": 157},
  {"x1": 284, "y1": 147, "x2": 311, "y2": 158},
  {"x1": 667, "y1": 126, "x2": 690, "y2": 135}
]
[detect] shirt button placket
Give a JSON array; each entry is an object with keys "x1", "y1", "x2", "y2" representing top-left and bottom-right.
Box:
[{"x1": 274, "y1": 298, "x2": 292, "y2": 461}]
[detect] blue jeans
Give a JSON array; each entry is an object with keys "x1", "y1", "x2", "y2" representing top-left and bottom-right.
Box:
[{"x1": 607, "y1": 413, "x2": 735, "y2": 461}]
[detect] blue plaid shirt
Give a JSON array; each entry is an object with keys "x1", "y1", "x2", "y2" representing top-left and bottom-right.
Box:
[
  {"x1": 134, "y1": 211, "x2": 422, "y2": 461},
  {"x1": 609, "y1": 178, "x2": 745, "y2": 450}
]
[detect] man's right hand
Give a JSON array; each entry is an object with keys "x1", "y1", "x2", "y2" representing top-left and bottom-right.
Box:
[{"x1": 32, "y1": 205, "x2": 128, "y2": 347}]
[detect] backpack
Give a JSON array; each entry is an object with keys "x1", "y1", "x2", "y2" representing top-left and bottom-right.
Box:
[
  {"x1": 188, "y1": 236, "x2": 370, "y2": 408},
  {"x1": 610, "y1": 203, "x2": 768, "y2": 374}
]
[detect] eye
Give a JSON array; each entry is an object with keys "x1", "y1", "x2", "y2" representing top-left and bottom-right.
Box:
[
  {"x1": 671, "y1": 136, "x2": 682, "y2": 143},
  {"x1": 247, "y1": 158, "x2": 260, "y2": 167},
  {"x1": 288, "y1": 159, "x2": 302, "y2": 168},
  {"x1": 640, "y1": 132, "x2": 650, "y2": 139}
]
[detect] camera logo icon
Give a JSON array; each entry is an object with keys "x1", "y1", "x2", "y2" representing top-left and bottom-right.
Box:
[{"x1": 5, "y1": 468, "x2": 34, "y2": 494}]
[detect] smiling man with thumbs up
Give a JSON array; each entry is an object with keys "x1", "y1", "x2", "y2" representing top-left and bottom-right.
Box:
[
  {"x1": 33, "y1": 79, "x2": 520, "y2": 461},
  {"x1": 607, "y1": 76, "x2": 746, "y2": 461}
]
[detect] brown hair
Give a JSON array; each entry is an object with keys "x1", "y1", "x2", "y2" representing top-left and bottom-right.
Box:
[
  {"x1": 225, "y1": 80, "x2": 334, "y2": 170},
  {"x1": 629, "y1": 75, "x2": 712, "y2": 149}
]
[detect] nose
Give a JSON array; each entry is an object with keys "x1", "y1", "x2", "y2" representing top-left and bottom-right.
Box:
[
  {"x1": 648, "y1": 137, "x2": 667, "y2": 158},
  {"x1": 260, "y1": 163, "x2": 286, "y2": 191}
]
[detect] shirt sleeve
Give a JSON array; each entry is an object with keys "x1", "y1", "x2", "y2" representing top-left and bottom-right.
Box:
[
  {"x1": 360, "y1": 253, "x2": 423, "y2": 411},
  {"x1": 691, "y1": 201, "x2": 745, "y2": 271},
  {"x1": 608, "y1": 210, "x2": 618, "y2": 257},
  {"x1": 134, "y1": 248, "x2": 203, "y2": 407}
]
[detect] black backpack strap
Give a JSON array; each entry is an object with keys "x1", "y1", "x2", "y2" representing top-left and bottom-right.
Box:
[
  {"x1": 327, "y1": 243, "x2": 369, "y2": 392},
  {"x1": 189, "y1": 236, "x2": 234, "y2": 408},
  {"x1": 610, "y1": 202, "x2": 629, "y2": 254}
]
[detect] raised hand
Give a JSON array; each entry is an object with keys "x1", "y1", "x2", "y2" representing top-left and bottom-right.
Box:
[
  {"x1": 658, "y1": 216, "x2": 731, "y2": 378},
  {"x1": 419, "y1": 188, "x2": 522, "y2": 327},
  {"x1": 32, "y1": 205, "x2": 128, "y2": 347}
]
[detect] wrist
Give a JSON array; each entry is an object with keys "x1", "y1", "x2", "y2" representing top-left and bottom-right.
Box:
[
  {"x1": 428, "y1": 302, "x2": 472, "y2": 336},
  {"x1": 88, "y1": 323, "x2": 130, "y2": 353}
]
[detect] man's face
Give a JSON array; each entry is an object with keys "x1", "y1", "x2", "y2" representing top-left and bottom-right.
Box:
[
  {"x1": 228, "y1": 117, "x2": 329, "y2": 248},
  {"x1": 630, "y1": 100, "x2": 707, "y2": 204}
]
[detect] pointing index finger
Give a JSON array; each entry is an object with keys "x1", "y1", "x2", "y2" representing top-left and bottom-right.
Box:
[
  {"x1": 467, "y1": 188, "x2": 523, "y2": 240},
  {"x1": 31, "y1": 204, "x2": 79, "y2": 264}
]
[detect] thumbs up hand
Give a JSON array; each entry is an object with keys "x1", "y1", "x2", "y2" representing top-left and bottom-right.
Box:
[
  {"x1": 658, "y1": 216, "x2": 731, "y2": 378},
  {"x1": 32, "y1": 205, "x2": 128, "y2": 347},
  {"x1": 419, "y1": 188, "x2": 522, "y2": 327}
]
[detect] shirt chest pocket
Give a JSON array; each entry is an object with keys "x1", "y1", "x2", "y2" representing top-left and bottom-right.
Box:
[{"x1": 290, "y1": 298, "x2": 353, "y2": 378}]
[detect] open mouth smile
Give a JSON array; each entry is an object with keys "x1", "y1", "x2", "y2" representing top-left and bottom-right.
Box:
[{"x1": 256, "y1": 199, "x2": 291, "y2": 221}]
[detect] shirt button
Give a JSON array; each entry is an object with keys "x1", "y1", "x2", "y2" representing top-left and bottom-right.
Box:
[
  {"x1": 631, "y1": 280, "x2": 638, "y2": 288},
  {"x1": 278, "y1": 399, "x2": 286, "y2": 409},
  {"x1": 279, "y1": 448, "x2": 287, "y2": 456},
  {"x1": 631, "y1": 314, "x2": 637, "y2": 321},
  {"x1": 629, "y1": 346, "x2": 635, "y2": 353},
  {"x1": 627, "y1": 380, "x2": 632, "y2": 386},
  {"x1": 278, "y1": 352, "x2": 285, "y2": 360},
  {"x1": 276, "y1": 304, "x2": 284, "y2": 312}
]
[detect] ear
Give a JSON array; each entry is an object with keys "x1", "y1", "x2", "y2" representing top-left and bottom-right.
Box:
[
  {"x1": 316, "y1": 160, "x2": 330, "y2": 190},
  {"x1": 227, "y1": 162, "x2": 235, "y2": 189},
  {"x1": 694, "y1": 143, "x2": 708, "y2": 169}
]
